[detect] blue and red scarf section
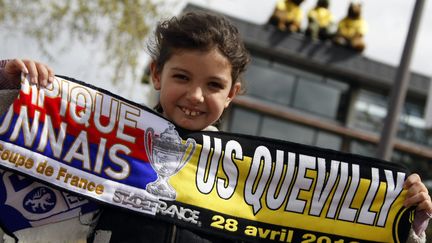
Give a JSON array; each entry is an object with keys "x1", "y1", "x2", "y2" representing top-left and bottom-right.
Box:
[
  {"x1": 0, "y1": 75, "x2": 415, "y2": 242},
  {"x1": 0, "y1": 75, "x2": 166, "y2": 240}
]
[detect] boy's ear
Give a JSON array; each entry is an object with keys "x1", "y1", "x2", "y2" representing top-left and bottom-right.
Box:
[
  {"x1": 224, "y1": 83, "x2": 241, "y2": 108},
  {"x1": 150, "y1": 62, "x2": 161, "y2": 90}
]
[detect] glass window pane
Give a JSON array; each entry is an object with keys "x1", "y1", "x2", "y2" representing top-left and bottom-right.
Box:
[
  {"x1": 350, "y1": 90, "x2": 386, "y2": 133},
  {"x1": 293, "y1": 78, "x2": 341, "y2": 118},
  {"x1": 251, "y1": 55, "x2": 270, "y2": 66},
  {"x1": 274, "y1": 63, "x2": 322, "y2": 81},
  {"x1": 315, "y1": 131, "x2": 342, "y2": 150},
  {"x1": 260, "y1": 116, "x2": 315, "y2": 145},
  {"x1": 403, "y1": 102, "x2": 424, "y2": 117},
  {"x1": 398, "y1": 101, "x2": 430, "y2": 146},
  {"x1": 327, "y1": 78, "x2": 349, "y2": 91},
  {"x1": 245, "y1": 63, "x2": 295, "y2": 106},
  {"x1": 229, "y1": 107, "x2": 260, "y2": 135},
  {"x1": 349, "y1": 140, "x2": 376, "y2": 158},
  {"x1": 351, "y1": 89, "x2": 432, "y2": 146}
]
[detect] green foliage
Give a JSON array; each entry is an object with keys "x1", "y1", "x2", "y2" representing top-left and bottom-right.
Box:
[{"x1": 0, "y1": 0, "x2": 174, "y2": 84}]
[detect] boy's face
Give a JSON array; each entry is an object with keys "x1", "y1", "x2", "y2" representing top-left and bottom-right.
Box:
[{"x1": 151, "y1": 48, "x2": 240, "y2": 131}]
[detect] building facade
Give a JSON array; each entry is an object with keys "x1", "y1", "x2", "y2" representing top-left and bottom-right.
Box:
[{"x1": 208, "y1": 8, "x2": 432, "y2": 188}]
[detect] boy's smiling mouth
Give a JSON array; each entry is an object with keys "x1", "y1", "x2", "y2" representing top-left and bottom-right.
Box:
[{"x1": 180, "y1": 106, "x2": 202, "y2": 117}]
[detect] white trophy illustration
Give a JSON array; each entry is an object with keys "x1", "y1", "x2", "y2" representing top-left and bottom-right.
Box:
[{"x1": 144, "y1": 124, "x2": 196, "y2": 200}]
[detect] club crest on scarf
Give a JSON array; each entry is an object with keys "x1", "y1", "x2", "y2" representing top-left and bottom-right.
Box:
[
  {"x1": 0, "y1": 169, "x2": 97, "y2": 234},
  {"x1": 23, "y1": 187, "x2": 56, "y2": 213}
]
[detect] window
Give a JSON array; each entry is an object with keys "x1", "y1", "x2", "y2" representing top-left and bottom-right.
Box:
[
  {"x1": 349, "y1": 140, "x2": 376, "y2": 158},
  {"x1": 293, "y1": 77, "x2": 342, "y2": 118},
  {"x1": 244, "y1": 55, "x2": 349, "y2": 121},
  {"x1": 260, "y1": 116, "x2": 315, "y2": 145},
  {"x1": 228, "y1": 106, "x2": 342, "y2": 151},
  {"x1": 245, "y1": 61, "x2": 295, "y2": 106},
  {"x1": 229, "y1": 107, "x2": 261, "y2": 135},
  {"x1": 316, "y1": 131, "x2": 342, "y2": 151},
  {"x1": 351, "y1": 89, "x2": 432, "y2": 146}
]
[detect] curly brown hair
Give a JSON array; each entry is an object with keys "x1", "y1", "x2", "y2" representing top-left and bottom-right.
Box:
[{"x1": 147, "y1": 10, "x2": 250, "y2": 90}]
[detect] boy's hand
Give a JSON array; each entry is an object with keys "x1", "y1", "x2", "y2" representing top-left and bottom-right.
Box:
[
  {"x1": 404, "y1": 173, "x2": 432, "y2": 236},
  {"x1": 404, "y1": 173, "x2": 432, "y2": 213},
  {"x1": 4, "y1": 59, "x2": 55, "y2": 87}
]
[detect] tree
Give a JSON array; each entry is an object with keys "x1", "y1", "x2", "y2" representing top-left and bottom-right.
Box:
[{"x1": 0, "y1": 0, "x2": 176, "y2": 84}]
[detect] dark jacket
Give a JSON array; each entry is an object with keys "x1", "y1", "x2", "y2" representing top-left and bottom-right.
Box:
[{"x1": 91, "y1": 207, "x2": 244, "y2": 243}]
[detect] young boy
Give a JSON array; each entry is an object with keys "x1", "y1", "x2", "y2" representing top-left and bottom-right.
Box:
[{"x1": 1, "y1": 11, "x2": 431, "y2": 243}]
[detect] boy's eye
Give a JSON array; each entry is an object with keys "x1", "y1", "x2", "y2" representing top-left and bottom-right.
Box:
[
  {"x1": 173, "y1": 74, "x2": 189, "y2": 81},
  {"x1": 208, "y1": 81, "x2": 224, "y2": 90}
]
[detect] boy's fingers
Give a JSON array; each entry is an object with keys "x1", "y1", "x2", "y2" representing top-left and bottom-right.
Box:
[
  {"x1": 405, "y1": 191, "x2": 430, "y2": 207},
  {"x1": 4, "y1": 59, "x2": 55, "y2": 87},
  {"x1": 36, "y1": 62, "x2": 49, "y2": 87},
  {"x1": 23, "y1": 59, "x2": 39, "y2": 84},
  {"x1": 13, "y1": 59, "x2": 29, "y2": 74},
  {"x1": 47, "y1": 67, "x2": 55, "y2": 83},
  {"x1": 406, "y1": 182, "x2": 428, "y2": 200},
  {"x1": 417, "y1": 200, "x2": 432, "y2": 213},
  {"x1": 404, "y1": 173, "x2": 421, "y2": 189},
  {"x1": 15, "y1": 59, "x2": 29, "y2": 74},
  {"x1": 406, "y1": 184, "x2": 419, "y2": 198},
  {"x1": 6, "y1": 59, "x2": 29, "y2": 75}
]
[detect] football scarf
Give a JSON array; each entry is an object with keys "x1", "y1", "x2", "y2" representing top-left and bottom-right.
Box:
[
  {"x1": 0, "y1": 168, "x2": 97, "y2": 236},
  {"x1": 0, "y1": 75, "x2": 414, "y2": 242}
]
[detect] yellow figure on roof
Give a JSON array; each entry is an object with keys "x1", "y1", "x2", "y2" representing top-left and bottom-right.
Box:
[
  {"x1": 269, "y1": 0, "x2": 305, "y2": 32},
  {"x1": 306, "y1": 0, "x2": 334, "y2": 40},
  {"x1": 333, "y1": 2, "x2": 368, "y2": 52}
]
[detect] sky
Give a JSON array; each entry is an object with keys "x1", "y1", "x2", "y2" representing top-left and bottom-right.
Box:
[{"x1": 1, "y1": 0, "x2": 431, "y2": 103}]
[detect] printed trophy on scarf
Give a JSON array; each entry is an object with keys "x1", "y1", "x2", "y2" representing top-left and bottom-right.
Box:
[{"x1": 144, "y1": 124, "x2": 196, "y2": 200}]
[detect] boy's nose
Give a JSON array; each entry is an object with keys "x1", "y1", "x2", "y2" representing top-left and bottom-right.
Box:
[{"x1": 186, "y1": 86, "x2": 204, "y2": 103}]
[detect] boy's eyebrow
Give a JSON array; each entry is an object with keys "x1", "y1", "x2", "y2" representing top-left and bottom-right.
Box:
[
  {"x1": 170, "y1": 67, "x2": 189, "y2": 73},
  {"x1": 170, "y1": 67, "x2": 229, "y2": 83}
]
